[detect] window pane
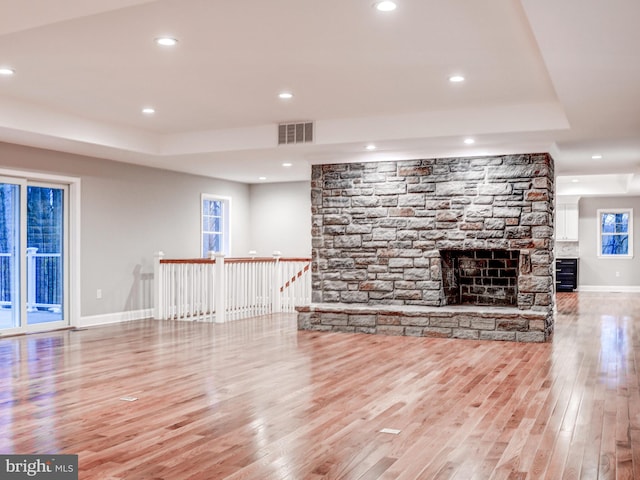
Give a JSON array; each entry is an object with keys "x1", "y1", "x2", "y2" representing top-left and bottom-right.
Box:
[
  {"x1": 205, "y1": 200, "x2": 222, "y2": 216},
  {"x1": 202, "y1": 216, "x2": 221, "y2": 233},
  {"x1": 207, "y1": 234, "x2": 218, "y2": 254},
  {"x1": 204, "y1": 199, "x2": 221, "y2": 216},
  {"x1": 202, "y1": 233, "x2": 222, "y2": 256},
  {"x1": 601, "y1": 234, "x2": 628, "y2": 255},
  {"x1": 27, "y1": 186, "x2": 64, "y2": 324},
  {"x1": 0, "y1": 183, "x2": 20, "y2": 329},
  {"x1": 601, "y1": 213, "x2": 616, "y2": 233},
  {"x1": 615, "y1": 213, "x2": 629, "y2": 233}
]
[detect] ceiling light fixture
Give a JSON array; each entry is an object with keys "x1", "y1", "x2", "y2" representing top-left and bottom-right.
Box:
[
  {"x1": 0, "y1": 67, "x2": 15, "y2": 76},
  {"x1": 571, "y1": 179, "x2": 580, "y2": 183},
  {"x1": 365, "y1": 144, "x2": 377, "y2": 151},
  {"x1": 592, "y1": 154, "x2": 602, "y2": 159},
  {"x1": 449, "y1": 75, "x2": 465, "y2": 83},
  {"x1": 463, "y1": 138, "x2": 475, "y2": 145},
  {"x1": 258, "y1": 176, "x2": 267, "y2": 181},
  {"x1": 142, "y1": 107, "x2": 155, "y2": 115},
  {"x1": 155, "y1": 37, "x2": 178, "y2": 47},
  {"x1": 282, "y1": 162, "x2": 292, "y2": 167},
  {"x1": 278, "y1": 92, "x2": 293, "y2": 99},
  {"x1": 374, "y1": 1, "x2": 397, "y2": 11}
]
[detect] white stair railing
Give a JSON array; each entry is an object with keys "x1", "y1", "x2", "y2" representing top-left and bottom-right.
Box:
[{"x1": 153, "y1": 252, "x2": 311, "y2": 322}]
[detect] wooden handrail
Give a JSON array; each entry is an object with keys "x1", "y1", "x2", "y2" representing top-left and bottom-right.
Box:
[
  {"x1": 159, "y1": 258, "x2": 215, "y2": 264},
  {"x1": 227, "y1": 257, "x2": 311, "y2": 263},
  {"x1": 160, "y1": 257, "x2": 311, "y2": 264},
  {"x1": 280, "y1": 263, "x2": 311, "y2": 292}
]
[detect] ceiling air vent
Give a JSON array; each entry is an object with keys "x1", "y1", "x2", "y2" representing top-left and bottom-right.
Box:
[{"x1": 278, "y1": 122, "x2": 314, "y2": 145}]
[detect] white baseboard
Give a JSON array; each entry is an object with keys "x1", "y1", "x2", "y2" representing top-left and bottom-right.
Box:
[
  {"x1": 578, "y1": 285, "x2": 640, "y2": 293},
  {"x1": 78, "y1": 308, "x2": 153, "y2": 327}
]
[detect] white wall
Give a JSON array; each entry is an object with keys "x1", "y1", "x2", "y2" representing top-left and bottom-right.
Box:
[
  {"x1": 0, "y1": 142, "x2": 251, "y2": 317},
  {"x1": 249, "y1": 181, "x2": 311, "y2": 257},
  {"x1": 578, "y1": 196, "x2": 640, "y2": 290}
]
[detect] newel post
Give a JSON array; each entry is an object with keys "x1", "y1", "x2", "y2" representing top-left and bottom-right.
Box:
[
  {"x1": 213, "y1": 252, "x2": 226, "y2": 323},
  {"x1": 153, "y1": 251, "x2": 164, "y2": 319},
  {"x1": 272, "y1": 251, "x2": 282, "y2": 313}
]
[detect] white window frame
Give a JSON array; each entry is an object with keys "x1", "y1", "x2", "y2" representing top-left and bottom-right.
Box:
[
  {"x1": 597, "y1": 208, "x2": 633, "y2": 259},
  {"x1": 201, "y1": 194, "x2": 231, "y2": 257}
]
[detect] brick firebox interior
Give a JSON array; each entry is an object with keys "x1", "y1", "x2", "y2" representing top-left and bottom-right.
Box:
[{"x1": 296, "y1": 153, "x2": 555, "y2": 342}]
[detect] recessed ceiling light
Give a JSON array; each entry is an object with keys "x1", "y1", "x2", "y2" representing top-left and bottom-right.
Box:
[
  {"x1": 0, "y1": 67, "x2": 15, "y2": 76},
  {"x1": 282, "y1": 162, "x2": 292, "y2": 167},
  {"x1": 449, "y1": 75, "x2": 465, "y2": 83},
  {"x1": 155, "y1": 37, "x2": 178, "y2": 47},
  {"x1": 365, "y1": 144, "x2": 377, "y2": 151},
  {"x1": 592, "y1": 154, "x2": 602, "y2": 159},
  {"x1": 142, "y1": 107, "x2": 155, "y2": 115},
  {"x1": 571, "y1": 179, "x2": 580, "y2": 183},
  {"x1": 278, "y1": 92, "x2": 293, "y2": 100},
  {"x1": 463, "y1": 138, "x2": 475, "y2": 145},
  {"x1": 258, "y1": 176, "x2": 267, "y2": 181},
  {"x1": 374, "y1": 1, "x2": 397, "y2": 12}
]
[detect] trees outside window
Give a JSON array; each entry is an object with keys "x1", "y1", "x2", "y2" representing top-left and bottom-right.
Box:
[
  {"x1": 202, "y1": 195, "x2": 230, "y2": 257},
  {"x1": 597, "y1": 209, "x2": 633, "y2": 258}
]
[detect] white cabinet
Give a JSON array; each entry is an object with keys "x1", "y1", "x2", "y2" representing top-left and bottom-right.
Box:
[{"x1": 556, "y1": 203, "x2": 579, "y2": 241}]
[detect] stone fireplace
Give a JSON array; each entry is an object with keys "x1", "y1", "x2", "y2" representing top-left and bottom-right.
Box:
[{"x1": 296, "y1": 153, "x2": 555, "y2": 342}]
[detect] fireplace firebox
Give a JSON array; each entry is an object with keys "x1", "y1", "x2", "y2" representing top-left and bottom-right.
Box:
[{"x1": 440, "y1": 250, "x2": 519, "y2": 307}]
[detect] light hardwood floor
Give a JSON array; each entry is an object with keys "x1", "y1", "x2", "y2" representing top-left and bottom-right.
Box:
[{"x1": 1, "y1": 292, "x2": 639, "y2": 479}]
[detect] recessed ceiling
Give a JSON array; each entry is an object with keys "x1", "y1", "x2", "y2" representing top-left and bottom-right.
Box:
[{"x1": 0, "y1": 0, "x2": 638, "y2": 190}]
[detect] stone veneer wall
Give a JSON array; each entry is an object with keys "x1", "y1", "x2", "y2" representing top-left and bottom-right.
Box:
[{"x1": 298, "y1": 153, "x2": 555, "y2": 342}]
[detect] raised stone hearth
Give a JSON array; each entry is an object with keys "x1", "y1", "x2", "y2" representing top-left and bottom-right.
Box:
[
  {"x1": 298, "y1": 153, "x2": 555, "y2": 342},
  {"x1": 296, "y1": 303, "x2": 548, "y2": 342}
]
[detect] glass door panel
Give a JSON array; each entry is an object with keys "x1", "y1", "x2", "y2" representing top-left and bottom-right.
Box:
[
  {"x1": 26, "y1": 185, "x2": 64, "y2": 326},
  {"x1": 0, "y1": 182, "x2": 21, "y2": 330}
]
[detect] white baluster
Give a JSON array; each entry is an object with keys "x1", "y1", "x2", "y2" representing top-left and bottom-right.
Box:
[
  {"x1": 153, "y1": 251, "x2": 165, "y2": 319},
  {"x1": 212, "y1": 261, "x2": 216, "y2": 318},
  {"x1": 214, "y1": 252, "x2": 226, "y2": 323},
  {"x1": 177, "y1": 263, "x2": 183, "y2": 320},
  {"x1": 228, "y1": 261, "x2": 234, "y2": 320},
  {"x1": 165, "y1": 264, "x2": 170, "y2": 319},
  {"x1": 272, "y1": 252, "x2": 282, "y2": 313}
]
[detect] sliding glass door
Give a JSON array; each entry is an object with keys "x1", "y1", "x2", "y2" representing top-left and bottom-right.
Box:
[{"x1": 0, "y1": 179, "x2": 68, "y2": 333}]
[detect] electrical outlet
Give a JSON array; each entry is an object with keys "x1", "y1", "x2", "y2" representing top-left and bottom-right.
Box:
[{"x1": 96, "y1": 289, "x2": 102, "y2": 299}]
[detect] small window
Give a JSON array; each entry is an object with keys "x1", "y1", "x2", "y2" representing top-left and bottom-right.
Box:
[
  {"x1": 201, "y1": 195, "x2": 230, "y2": 257},
  {"x1": 597, "y1": 209, "x2": 633, "y2": 258}
]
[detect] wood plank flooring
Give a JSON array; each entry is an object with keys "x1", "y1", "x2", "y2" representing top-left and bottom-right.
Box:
[{"x1": 1, "y1": 292, "x2": 639, "y2": 479}]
